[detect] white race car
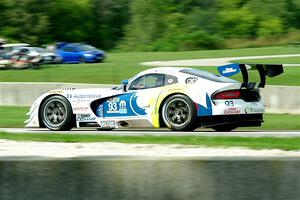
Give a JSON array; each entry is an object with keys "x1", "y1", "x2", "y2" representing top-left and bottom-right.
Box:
[{"x1": 25, "y1": 64, "x2": 283, "y2": 131}]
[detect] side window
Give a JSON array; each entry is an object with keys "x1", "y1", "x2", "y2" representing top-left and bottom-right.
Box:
[
  {"x1": 18, "y1": 48, "x2": 29, "y2": 55},
  {"x1": 62, "y1": 46, "x2": 74, "y2": 52},
  {"x1": 129, "y1": 74, "x2": 165, "y2": 90},
  {"x1": 165, "y1": 74, "x2": 178, "y2": 85}
]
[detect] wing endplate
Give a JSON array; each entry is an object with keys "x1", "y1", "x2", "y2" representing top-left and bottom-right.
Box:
[{"x1": 217, "y1": 63, "x2": 284, "y2": 88}]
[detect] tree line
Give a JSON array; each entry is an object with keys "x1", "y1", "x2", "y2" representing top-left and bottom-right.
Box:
[{"x1": 0, "y1": 0, "x2": 299, "y2": 51}]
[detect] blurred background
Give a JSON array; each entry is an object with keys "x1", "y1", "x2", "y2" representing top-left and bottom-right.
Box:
[{"x1": 0, "y1": 0, "x2": 300, "y2": 51}]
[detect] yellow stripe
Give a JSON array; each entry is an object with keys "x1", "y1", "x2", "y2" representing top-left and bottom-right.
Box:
[{"x1": 150, "y1": 85, "x2": 188, "y2": 128}]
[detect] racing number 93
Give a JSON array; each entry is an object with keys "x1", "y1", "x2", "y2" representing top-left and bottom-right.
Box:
[
  {"x1": 108, "y1": 102, "x2": 117, "y2": 111},
  {"x1": 225, "y1": 100, "x2": 234, "y2": 106}
]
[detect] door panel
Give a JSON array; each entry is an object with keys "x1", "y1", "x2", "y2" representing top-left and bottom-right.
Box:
[{"x1": 101, "y1": 92, "x2": 147, "y2": 118}]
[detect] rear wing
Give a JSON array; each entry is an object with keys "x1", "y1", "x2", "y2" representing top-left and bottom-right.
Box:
[{"x1": 217, "y1": 63, "x2": 283, "y2": 89}]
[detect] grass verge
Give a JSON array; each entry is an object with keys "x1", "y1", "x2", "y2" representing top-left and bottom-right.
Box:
[
  {"x1": 0, "y1": 46, "x2": 299, "y2": 85},
  {"x1": 0, "y1": 106, "x2": 299, "y2": 130},
  {"x1": 0, "y1": 131, "x2": 299, "y2": 151}
]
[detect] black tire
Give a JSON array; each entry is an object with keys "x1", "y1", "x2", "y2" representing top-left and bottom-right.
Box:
[
  {"x1": 162, "y1": 94, "x2": 196, "y2": 131},
  {"x1": 79, "y1": 57, "x2": 85, "y2": 63},
  {"x1": 40, "y1": 95, "x2": 74, "y2": 131},
  {"x1": 212, "y1": 124, "x2": 237, "y2": 132}
]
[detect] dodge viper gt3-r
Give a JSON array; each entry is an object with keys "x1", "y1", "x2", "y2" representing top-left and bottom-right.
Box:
[{"x1": 25, "y1": 64, "x2": 283, "y2": 131}]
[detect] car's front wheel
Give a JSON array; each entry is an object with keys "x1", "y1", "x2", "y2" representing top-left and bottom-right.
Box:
[
  {"x1": 40, "y1": 95, "x2": 74, "y2": 131},
  {"x1": 162, "y1": 94, "x2": 196, "y2": 131}
]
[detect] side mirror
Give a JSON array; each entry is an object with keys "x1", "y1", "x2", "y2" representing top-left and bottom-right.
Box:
[{"x1": 121, "y1": 79, "x2": 128, "y2": 92}]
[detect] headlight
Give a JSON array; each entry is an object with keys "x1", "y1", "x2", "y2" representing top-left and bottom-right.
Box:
[{"x1": 84, "y1": 53, "x2": 93, "y2": 57}]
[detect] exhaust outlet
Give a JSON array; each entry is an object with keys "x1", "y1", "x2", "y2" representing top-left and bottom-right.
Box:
[{"x1": 118, "y1": 121, "x2": 129, "y2": 127}]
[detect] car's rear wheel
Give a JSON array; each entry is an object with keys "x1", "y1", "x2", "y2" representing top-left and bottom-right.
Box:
[
  {"x1": 162, "y1": 94, "x2": 196, "y2": 131},
  {"x1": 40, "y1": 95, "x2": 74, "y2": 131},
  {"x1": 211, "y1": 124, "x2": 237, "y2": 132}
]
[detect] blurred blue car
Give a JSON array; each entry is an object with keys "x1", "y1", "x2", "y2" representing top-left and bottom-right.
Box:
[{"x1": 56, "y1": 43, "x2": 105, "y2": 63}]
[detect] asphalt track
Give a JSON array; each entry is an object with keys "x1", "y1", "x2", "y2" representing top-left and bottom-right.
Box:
[{"x1": 1, "y1": 128, "x2": 300, "y2": 137}]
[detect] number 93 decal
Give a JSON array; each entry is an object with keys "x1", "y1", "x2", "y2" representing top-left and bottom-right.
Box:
[{"x1": 225, "y1": 100, "x2": 234, "y2": 106}]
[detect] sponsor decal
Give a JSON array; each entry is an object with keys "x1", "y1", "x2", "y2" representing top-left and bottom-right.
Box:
[
  {"x1": 97, "y1": 93, "x2": 146, "y2": 118},
  {"x1": 73, "y1": 107, "x2": 89, "y2": 112},
  {"x1": 217, "y1": 63, "x2": 240, "y2": 77},
  {"x1": 185, "y1": 77, "x2": 198, "y2": 84},
  {"x1": 224, "y1": 107, "x2": 240, "y2": 114},
  {"x1": 99, "y1": 121, "x2": 116, "y2": 128},
  {"x1": 67, "y1": 94, "x2": 102, "y2": 103},
  {"x1": 49, "y1": 90, "x2": 64, "y2": 94},
  {"x1": 119, "y1": 100, "x2": 127, "y2": 114},
  {"x1": 66, "y1": 94, "x2": 101, "y2": 99},
  {"x1": 63, "y1": 88, "x2": 76, "y2": 90},
  {"x1": 245, "y1": 107, "x2": 264, "y2": 114},
  {"x1": 76, "y1": 114, "x2": 96, "y2": 122}
]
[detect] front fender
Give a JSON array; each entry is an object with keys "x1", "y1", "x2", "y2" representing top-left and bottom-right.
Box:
[{"x1": 24, "y1": 90, "x2": 69, "y2": 128}]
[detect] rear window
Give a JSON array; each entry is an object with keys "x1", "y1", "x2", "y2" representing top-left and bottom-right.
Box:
[
  {"x1": 180, "y1": 68, "x2": 237, "y2": 83},
  {"x1": 78, "y1": 44, "x2": 96, "y2": 51}
]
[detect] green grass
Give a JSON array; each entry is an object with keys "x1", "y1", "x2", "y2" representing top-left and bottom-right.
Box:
[
  {"x1": 0, "y1": 131, "x2": 299, "y2": 150},
  {"x1": 0, "y1": 46, "x2": 299, "y2": 85},
  {"x1": 1, "y1": 106, "x2": 299, "y2": 130},
  {"x1": 0, "y1": 106, "x2": 28, "y2": 128}
]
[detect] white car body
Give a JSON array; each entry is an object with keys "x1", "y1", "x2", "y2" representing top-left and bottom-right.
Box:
[
  {"x1": 25, "y1": 65, "x2": 280, "y2": 131},
  {"x1": 2, "y1": 43, "x2": 30, "y2": 54},
  {"x1": 16, "y1": 47, "x2": 62, "y2": 63}
]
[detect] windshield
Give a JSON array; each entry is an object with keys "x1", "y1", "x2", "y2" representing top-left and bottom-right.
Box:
[
  {"x1": 34, "y1": 47, "x2": 46, "y2": 53},
  {"x1": 180, "y1": 68, "x2": 237, "y2": 83},
  {"x1": 113, "y1": 75, "x2": 138, "y2": 90},
  {"x1": 78, "y1": 44, "x2": 96, "y2": 51}
]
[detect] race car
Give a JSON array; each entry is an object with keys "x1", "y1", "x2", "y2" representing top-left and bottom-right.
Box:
[
  {"x1": 56, "y1": 42, "x2": 105, "y2": 63},
  {"x1": 15, "y1": 47, "x2": 62, "y2": 64},
  {"x1": 25, "y1": 64, "x2": 283, "y2": 131}
]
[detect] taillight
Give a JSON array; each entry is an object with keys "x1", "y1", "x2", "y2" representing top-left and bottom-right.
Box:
[{"x1": 212, "y1": 90, "x2": 241, "y2": 99}]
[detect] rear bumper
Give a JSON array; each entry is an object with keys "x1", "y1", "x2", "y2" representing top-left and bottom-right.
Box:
[{"x1": 199, "y1": 114, "x2": 263, "y2": 128}]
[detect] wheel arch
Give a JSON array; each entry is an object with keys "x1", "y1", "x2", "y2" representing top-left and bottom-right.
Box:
[
  {"x1": 38, "y1": 94, "x2": 74, "y2": 128},
  {"x1": 158, "y1": 92, "x2": 193, "y2": 128}
]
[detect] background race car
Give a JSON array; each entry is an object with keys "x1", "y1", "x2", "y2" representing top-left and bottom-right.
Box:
[
  {"x1": 15, "y1": 47, "x2": 62, "y2": 64},
  {"x1": 25, "y1": 64, "x2": 283, "y2": 131},
  {"x1": 56, "y1": 42, "x2": 105, "y2": 63}
]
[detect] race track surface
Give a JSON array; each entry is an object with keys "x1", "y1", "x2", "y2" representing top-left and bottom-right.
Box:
[
  {"x1": 1, "y1": 128, "x2": 300, "y2": 137},
  {"x1": 1, "y1": 128, "x2": 299, "y2": 158}
]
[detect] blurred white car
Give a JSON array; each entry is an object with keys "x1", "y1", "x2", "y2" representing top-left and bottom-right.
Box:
[
  {"x1": 0, "y1": 53, "x2": 11, "y2": 68},
  {"x1": 16, "y1": 47, "x2": 62, "y2": 64}
]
